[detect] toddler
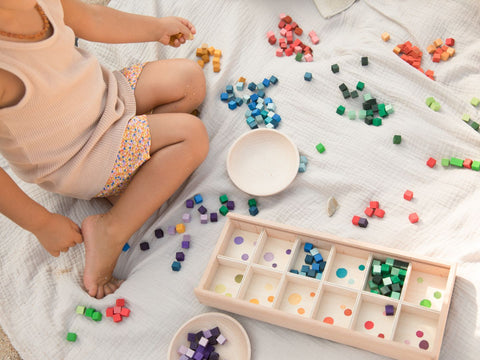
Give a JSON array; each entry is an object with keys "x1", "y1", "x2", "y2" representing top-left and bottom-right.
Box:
[{"x1": 0, "y1": 0, "x2": 209, "y2": 299}]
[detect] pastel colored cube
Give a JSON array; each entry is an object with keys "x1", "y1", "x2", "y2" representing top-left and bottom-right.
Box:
[
  {"x1": 381, "y1": 32, "x2": 390, "y2": 41},
  {"x1": 471, "y1": 97, "x2": 480, "y2": 107},
  {"x1": 200, "y1": 214, "x2": 208, "y2": 224},
  {"x1": 167, "y1": 226, "x2": 176, "y2": 235},
  {"x1": 348, "y1": 110, "x2": 356, "y2": 120},
  {"x1": 182, "y1": 213, "x2": 191, "y2": 223},
  {"x1": 76, "y1": 305, "x2": 86, "y2": 315}
]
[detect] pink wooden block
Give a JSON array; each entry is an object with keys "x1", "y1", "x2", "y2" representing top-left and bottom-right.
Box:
[
  {"x1": 304, "y1": 53, "x2": 313, "y2": 62},
  {"x1": 276, "y1": 48, "x2": 284, "y2": 57}
]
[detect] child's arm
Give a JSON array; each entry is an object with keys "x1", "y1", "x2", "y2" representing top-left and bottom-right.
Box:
[
  {"x1": 0, "y1": 168, "x2": 83, "y2": 257},
  {"x1": 60, "y1": 0, "x2": 195, "y2": 46}
]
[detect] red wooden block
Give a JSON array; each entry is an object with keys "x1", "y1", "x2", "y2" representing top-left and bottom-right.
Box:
[
  {"x1": 294, "y1": 27, "x2": 303, "y2": 36},
  {"x1": 113, "y1": 313, "x2": 122, "y2": 323},
  {"x1": 369, "y1": 201, "x2": 379, "y2": 209},
  {"x1": 106, "y1": 307, "x2": 114, "y2": 317},
  {"x1": 364, "y1": 207, "x2": 374, "y2": 217},
  {"x1": 426, "y1": 157, "x2": 437, "y2": 168},
  {"x1": 283, "y1": 15, "x2": 292, "y2": 24},
  {"x1": 374, "y1": 208, "x2": 385, "y2": 218},
  {"x1": 432, "y1": 53, "x2": 441, "y2": 62},
  {"x1": 409, "y1": 212, "x2": 419, "y2": 224},
  {"x1": 284, "y1": 47, "x2": 293, "y2": 56},
  {"x1": 116, "y1": 299, "x2": 125, "y2": 307},
  {"x1": 120, "y1": 307, "x2": 131, "y2": 317},
  {"x1": 445, "y1": 38, "x2": 455, "y2": 46},
  {"x1": 352, "y1": 215, "x2": 361, "y2": 226},
  {"x1": 463, "y1": 159, "x2": 473, "y2": 169},
  {"x1": 268, "y1": 36, "x2": 276, "y2": 45},
  {"x1": 114, "y1": 306, "x2": 122, "y2": 314},
  {"x1": 404, "y1": 190, "x2": 414, "y2": 201},
  {"x1": 278, "y1": 20, "x2": 286, "y2": 29},
  {"x1": 425, "y1": 69, "x2": 434, "y2": 77}
]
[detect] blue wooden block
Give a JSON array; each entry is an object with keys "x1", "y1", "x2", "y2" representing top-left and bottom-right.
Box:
[
  {"x1": 122, "y1": 243, "x2": 130, "y2": 252},
  {"x1": 290, "y1": 269, "x2": 299, "y2": 274},
  {"x1": 304, "y1": 242, "x2": 313, "y2": 252},
  {"x1": 235, "y1": 97, "x2": 243, "y2": 106},
  {"x1": 300, "y1": 155, "x2": 308, "y2": 164},
  {"x1": 264, "y1": 97, "x2": 273, "y2": 104},
  {"x1": 272, "y1": 113, "x2": 281, "y2": 122},
  {"x1": 269, "y1": 75, "x2": 278, "y2": 84},
  {"x1": 236, "y1": 82, "x2": 244, "y2": 91},
  {"x1": 301, "y1": 265, "x2": 310, "y2": 273},
  {"x1": 298, "y1": 163, "x2": 306, "y2": 172},
  {"x1": 318, "y1": 261, "x2": 327, "y2": 272},
  {"x1": 257, "y1": 90, "x2": 266, "y2": 98},
  {"x1": 307, "y1": 269, "x2": 317, "y2": 278},
  {"x1": 248, "y1": 82, "x2": 256, "y2": 91},
  {"x1": 249, "y1": 206, "x2": 259, "y2": 216},
  {"x1": 305, "y1": 254, "x2": 314, "y2": 264},
  {"x1": 220, "y1": 92, "x2": 229, "y2": 102},
  {"x1": 228, "y1": 100, "x2": 237, "y2": 110},
  {"x1": 172, "y1": 261, "x2": 181, "y2": 271},
  {"x1": 250, "y1": 93, "x2": 259, "y2": 102},
  {"x1": 248, "y1": 102, "x2": 256, "y2": 110},
  {"x1": 312, "y1": 263, "x2": 320, "y2": 272},
  {"x1": 226, "y1": 85, "x2": 234, "y2": 93},
  {"x1": 256, "y1": 82, "x2": 265, "y2": 90},
  {"x1": 262, "y1": 78, "x2": 270, "y2": 87},
  {"x1": 194, "y1": 194, "x2": 203, "y2": 204},
  {"x1": 304, "y1": 72, "x2": 313, "y2": 81},
  {"x1": 314, "y1": 253, "x2": 323, "y2": 263}
]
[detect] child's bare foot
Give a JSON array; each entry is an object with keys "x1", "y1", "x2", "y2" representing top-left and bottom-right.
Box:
[{"x1": 81, "y1": 214, "x2": 126, "y2": 299}]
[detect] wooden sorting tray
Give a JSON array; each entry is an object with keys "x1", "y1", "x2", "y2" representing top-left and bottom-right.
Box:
[{"x1": 194, "y1": 213, "x2": 456, "y2": 360}]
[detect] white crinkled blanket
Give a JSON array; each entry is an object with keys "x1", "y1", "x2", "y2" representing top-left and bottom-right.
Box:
[{"x1": 1, "y1": 0, "x2": 480, "y2": 359}]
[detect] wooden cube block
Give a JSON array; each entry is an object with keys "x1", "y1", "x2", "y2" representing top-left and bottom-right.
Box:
[{"x1": 381, "y1": 32, "x2": 390, "y2": 41}]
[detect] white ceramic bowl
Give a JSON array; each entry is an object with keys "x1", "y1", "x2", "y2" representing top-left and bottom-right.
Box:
[
  {"x1": 167, "y1": 312, "x2": 251, "y2": 360},
  {"x1": 227, "y1": 129, "x2": 299, "y2": 196}
]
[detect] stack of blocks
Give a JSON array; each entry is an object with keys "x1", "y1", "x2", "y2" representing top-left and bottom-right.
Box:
[
  {"x1": 367, "y1": 258, "x2": 408, "y2": 300},
  {"x1": 336, "y1": 78, "x2": 394, "y2": 126},
  {"x1": 177, "y1": 327, "x2": 227, "y2": 360},
  {"x1": 298, "y1": 155, "x2": 308, "y2": 173},
  {"x1": 290, "y1": 242, "x2": 327, "y2": 280},
  {"x1": 393, "y1": 40, "x2": 435, "y2": 80},
  {"x1": 266, "y1": 13, "x2": 317, "y2": 62},
  {"x1": 425, "y1": 97, "x2": 441, "y2": 111},
  {"x1": 248, "y1": 198, "x2": 259, "y2": 216},
  {"x1": 105, "y1": 298, "x2": 131, "y2": 323},
  {"x1": 427, "y1": 38, "x2": 455, "y2": 63},
  {"x1": 441, "y1": 156, "x2": 480, "y2": 171},
  {"x1": 196, "y1": 43, "x2": 222, "y2": 72}
]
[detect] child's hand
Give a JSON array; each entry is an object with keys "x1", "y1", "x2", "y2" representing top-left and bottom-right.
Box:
[
  {"x1": 156, "y1": 16, "x2": 196, "y2": 47},
  {"x1": 33, "y1": 213, "x2": 83, "y2": 257}
]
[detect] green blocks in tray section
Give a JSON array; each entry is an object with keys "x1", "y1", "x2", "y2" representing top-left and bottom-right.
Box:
[{"x1": 367, "y1": 258, "x2": 409, "y2": 299}]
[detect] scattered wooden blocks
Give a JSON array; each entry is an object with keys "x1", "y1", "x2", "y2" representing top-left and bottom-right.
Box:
[{"x1": 381, "y1": 32, "x2": 390, "y2": 42}]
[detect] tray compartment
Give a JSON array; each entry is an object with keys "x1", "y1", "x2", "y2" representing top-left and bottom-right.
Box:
[
  {"x1": 206, "y1": 257, "x2": 248, "y2": 298},
  {"x1": 254, "y1": 227, "x2": 296, "y2": 271},
  {"x1": 393, "y1": 304, "x2": 440, "y2": 352},
  {"x1": 353, "y1": 293, "x2": 398, "y2": 339},
  {"x1": 220, "y1": 220, "x2": 263, "y2": 262},
  {"x1": 313, "y1": 284, "x2": 358, "y2": 328},
  {"x1": 289, "y1": 237, "x2": 332, "y2": 281},
  {"x1": 402, "y1": 263, "x2": 449, "y2": 311},
  {"x1": 239, "y1": 265, "x2": 282, "y2": 307},
  {"x1": 326, "y1": 245, "x2": 369, "y2": 290},
  {"x1": 277, "y1": 274, "x2": 320, "y2": 317},
  {"x1": 364, "y1": 255, "x2": 410, "y2": 300}
]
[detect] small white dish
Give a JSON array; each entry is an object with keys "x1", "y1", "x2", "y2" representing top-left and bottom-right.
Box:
[
  {"x1": 167, "y1": 312, "x2": 251, "y2": 360},
  {"x1": 227, "y1": 129, "x2": 299, "y2": 196}
]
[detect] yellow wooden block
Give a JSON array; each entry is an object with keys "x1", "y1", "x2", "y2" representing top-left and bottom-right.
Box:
[
  {"x1": 197, "y1": 59, "x2": 205, "y2": 68},
  {"x1": 213, "y1": 65, "x2": 221, "y2": 73},
  {"x1": 202, "y1": 54, "x2": 210, "y2": 63},
  {"x1": 440, "y1": 51, "x2": 450, "y2": 61},
  {"x1": 212, "y1": 57, "x2": 220, "y2": 66},
  {"x1": 208, "y1": 46, "x2": 215, "y2": 55},
  {"x1": 201, "y1": 43, "x2": 208, "y2": 49},
  {"x1": 176, "y1": 223, "x2": 186, "y2": 233},
  {"x1": 446, "y1": 47, "x2": 455, "y2": 57},
  {"x1": 213, "y1": 49, "x2": 222, "y2": 57},
  {"x1": 196, "y1": 48, "x2": 205, "y2": 57},
  {"x1": 381, "y1": 32, "x2": 390, "y2": 42}
]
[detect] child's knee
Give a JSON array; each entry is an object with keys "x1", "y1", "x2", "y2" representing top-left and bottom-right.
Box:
[
  {"x1": 183, "y1": 59, "x2": 206, "y2": 105},
  {"x1": 185, "y1": 114, "x2": 209, "y2": 161}
]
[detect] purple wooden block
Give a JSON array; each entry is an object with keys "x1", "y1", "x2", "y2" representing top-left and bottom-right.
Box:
[
  {"x1": 209, "y1": 327, "x2": 220, "y2": 337},
  {"x1": 186, "y1": 199, "x2": 194, "y2": 208},
  {"x1": 139, "y1": 242, "x2": 150, "y2": 251},
  {"x1": 183, "y1": 234, "x2": 191, "y2": 241},
  {"x1": 198, "y1": 337, "x2": 208, "y2": 347},
  {"x1": 216, "y1": 334, "x2": 227, "y2": 345},
  {"x1": 210, "y1": 212, "x2": 218, "y2": 222},
  {"x1": 358, "y1": 217, "x2": 368, "y2": 228},
  {"x1": 177, "y1": 344, "x2": 188, "y2": 355},
  {"x1": 200, "y1": 214, "x2": 208, "y2": 224},
  {"x1": 226, "y1": 200, "x2": 235, "y2": 210},
  {"x1": 203, "y1": 330, "x2": 212, "y2": 338},
  {"x1": 187, "y1": 333, "x2": 196, "y2": 342},
  {"x1": 182, "y1": 240, "x2": 190, "y2": 249},
  {"x1": 182, "y1": 213, "x2": 191, "y2": 223},
  {"x1": 193, "y1": 352, "x2": 203, "y2": 360},
  {"x1": 176, "y1": 251, "x2": 185, "y2": 261},
  {"x1": 154, "y1": 228, "x2": 164, "y2": 238},
  {"x1": 167, "y1": 225, "x2": 176, "y2": 235},
  {"x1": 198, "y1": 205, "x2": 207, "y2": 214},
  {"x1": 179, "y1": 355, "x2": 189, "y2": 360},
  {"x1": 385, "y1": 304, "x2": 394, "y2": 316},
  {"x1": 208, "y1": 352, "x2": 219, "y2": 360}
]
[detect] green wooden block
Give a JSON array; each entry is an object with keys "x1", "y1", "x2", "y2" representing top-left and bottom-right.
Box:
[
  {"x1": 393, "y1": 135, "x2": 402, "y2": 144},
  {"x1": 377, "y1": 103, "x2": 386, "y2": 113},
  {"x1": 390, "y1": 291, "x2": 401, "y2": 300},
  {"x1": 331, "y1": 64, "x2": 340, "y2": 73},
  {"x1": 372, "y1": 259, "x2": 381, "y2": 266},
  {"x1": 363, "y1": 93, "x2": 372, "y2": 101},
  {"x1": 372, "y1": 117, "x2": 382, "y2": 126},
  {"x1": 295, "y1": 52, "x2": 304, "y2": 61},
  {"x1": 66, "y1": 332, "x2": 77, "y2": 342},
  {"x1": 356, "y1": 81, "x2": 365, "y2": 91},
  {"x1": 85, "y1": 308, "x2": 95, "y2": 318},
  {"x1": 390, "y1": 267, "x2": 400, "y2": 276},
  {"x1": 385, "y1": 104, "x2": 394, "y2": 114},
  {"x1": 92, "y1": 311, "x2": 102, "y2": 322},
  {"x1": 379, "y1": 109, "x2": 388, "y2": 118},
  {"x1": 368, "y1": 280, "x2": 378, "y2": 290},
  {"x1": 248, "y1": 198, "x2": 257, "y2": 207},
  {"x1": 219, "y1": 194, "x2": 228, "y2": 203},
  {"x1": 385, "y1": 258, "x2": 395, "y2": 267},
  {"x1": 219, "y1": 205, "x2": 229, "y2": 216},
  {"x1": 75, "y1": 306, "x2": 86, "y2": 315},
  {"x1": 370, "y1": 289, "x2": 380, "y2": 294},
  {"x1": 351, "y1": 90, "x2": 359, "y2": 98},
  {"x1": 342, "y1": 90, "x2": 351, "y2": 99},
  {"x1": 450, "y1": 157, "x2": 464, "y2": 167},
  {"x1": 372, "y1": 264, "x2": 381, "y2": 276},
  {"x1": 364, "y1": 117, "x2": 373, "y2": 125},
  {"x1": 470, "y1": 121, "x2": 479, "y2": 130},
  {"x1": 336, "y1": 105, "x2": 346, "y2": 115},
  {"x1": 425, "y1": 97, "x2": 435, "y2": 106},
  {"x1": 366, "y1": 110, "x2": 374, "y2": 117},
  {"x1": 381, "y1": 263, "x2": 390, "y2": 275},
  {"x1": 398, "y1": 269, "x2": 407, "y2": 280},
  {"x1": 462, "y1": 113, "x2": 471, "y2": 122},
  {"x1": 471, "y1": 97, "x2": 480, "y2": 107},
  {"x1": 441, "y1": 158, "x2": 450, "y2": 167},
  {"x1": 358, "y1": 110, "x2": 367, "y2": 119},
  {"x1": 380, "y1": 285, "x2": 391, "y2": 296},
  {"x1": 316, "y1": 143, "x2": 326, "y2": 153},
  {"x1": 472, "y1": 161, "x2": 480, "y2": 171},
  {"x1": 430, "y1": 101, "x2": 441, "y2": 111},
  {"x1": 382, "y1": 277, "x2": 393, "y2": 286},
  {"x1": 391, "y1": 275, "x2": 401, "y2": 284},
  {"x1": 348, "y1": 110, "x2": 356, "y2": 120}
]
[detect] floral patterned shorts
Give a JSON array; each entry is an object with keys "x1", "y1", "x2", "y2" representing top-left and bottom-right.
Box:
[{"x1": 95, "y1": 63, "x2": 151, "y2": 198}]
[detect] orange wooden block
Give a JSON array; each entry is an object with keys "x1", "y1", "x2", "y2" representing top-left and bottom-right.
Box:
[
  {"x1": 381, "y1": 32, "x2": 390, "y2": 41},
  {"x1": 440, "y1": 51, "x2": 450, "y2": 61},
  {"x1": 201, "y1": 54, "x2": 210, "y2": 63},
  {"x1": 197, "y1": 59, "x2": 205, "y2": 68},
  {"x1": 433, "y1": 38, "x2": 443, "y2": 47},
  {"x1": 446, "y1": 47, "x2": 455, "y2": 57},
  {"x1": 208, "y1": 46, "x2": 215, "y2": 55},
  {"x1": 393, "y1": 46, "x2": 401, "y2": 54},
  {"x1": 238, "y1": 76, "x2": 246, "y2": 83},
  {"x1": 176, "y1": 223, "x2": 186, "y2": 234},
  {"x1": 214, "y1": 49, "x2": 222, "y2": 58},
  {"x1": 426, "y1": 44, "x2": 436, "y2": 54}
]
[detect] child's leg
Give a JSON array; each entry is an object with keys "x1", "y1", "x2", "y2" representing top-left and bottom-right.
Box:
[
  {"x1": 82, "y1": 112, "x2": 208, "y2": 298},
  {"x1": 133, "y1": 59, "x2": 206, "y2": 115}
]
